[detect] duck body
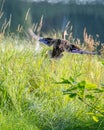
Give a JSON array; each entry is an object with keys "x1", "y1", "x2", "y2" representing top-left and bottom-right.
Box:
[
  {"x1": 28, "y1": 29, "x2": 96, "y2": 58},
  {"x1": 39, "y1": 37, "x2": 84, "y2": 58}
]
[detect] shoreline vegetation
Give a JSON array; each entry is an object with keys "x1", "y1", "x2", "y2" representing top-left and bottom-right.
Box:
[
  {"x1": 0, "y1": 1, "x2": 104, "y2": 130},
  {"x1": 0, "y1": 29, "x2": 104, "y2": 130}
]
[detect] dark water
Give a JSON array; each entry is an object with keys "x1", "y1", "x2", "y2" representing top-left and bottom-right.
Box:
[
  {"x1": 30, "y1": 3, "x2": 104, "y2": 42},
  {"x1": 2, "y1": 0, "x2": 104, "y2": 42}
]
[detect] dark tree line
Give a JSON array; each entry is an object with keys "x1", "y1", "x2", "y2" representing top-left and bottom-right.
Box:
[{"x1": 1, "y1": 0, "x2": 104, "y2": 42}]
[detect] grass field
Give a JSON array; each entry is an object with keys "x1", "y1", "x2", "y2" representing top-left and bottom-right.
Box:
[{"x1": 0, "y1": 34, "x2": 104, "y2": 130}]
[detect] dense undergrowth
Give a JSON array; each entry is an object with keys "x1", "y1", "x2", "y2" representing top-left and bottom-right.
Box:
[{"x1": 0, "y1": 35, "x2": 104, "y2": 130}]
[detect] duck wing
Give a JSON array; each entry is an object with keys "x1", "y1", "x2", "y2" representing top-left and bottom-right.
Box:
[{"x1": 66, "y1": 44, "x2": 97, "y2": 55}]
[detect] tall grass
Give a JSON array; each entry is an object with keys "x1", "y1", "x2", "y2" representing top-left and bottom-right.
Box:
[{"x1": 0, "y1": 34, "x2": 104, "y2": 130}]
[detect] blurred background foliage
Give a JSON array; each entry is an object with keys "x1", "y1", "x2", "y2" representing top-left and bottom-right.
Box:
[{"x1": 1, "y1": 0, "x2": 104, "y2": 42}]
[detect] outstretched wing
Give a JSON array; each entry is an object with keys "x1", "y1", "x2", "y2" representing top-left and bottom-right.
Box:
[{"x1": 66, "y1": 44, "x2": 97, "y2": 55}]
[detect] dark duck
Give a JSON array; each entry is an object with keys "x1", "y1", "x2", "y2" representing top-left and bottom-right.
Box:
[{"x1": 28, "y1": 28, "x2": 96, "y2": 58}]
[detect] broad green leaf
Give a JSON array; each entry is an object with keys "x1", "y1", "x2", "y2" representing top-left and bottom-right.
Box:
[
  {"x1": 69, "y1": 76, "x2": 76, "y2": 83},
  {"x1": 93, "y1": 88, "x2": 104, "y2": 93},
  {"x1": 101, "y1": 61, "x2": 104, "y2": 65},
  {"x1": 77, "y1": 80, "x2": 86, "y2": 90},
  {"x1": 92, "y1": 116, "x2": 99, "y2": 122},
  {"x1": 56, "y1": 78, "x2": 71, "y2": 84},
  {"x1": 85, "y1": 94, "x2": 95, "y2": 99},
  {"x1": 63, "y1": 87, "x2": 78, "y2": 92},
  {"x1": 86, "y1": 112, "x2": 94, "y2": 115},
  {"x1": 85, "y1": 83, "x2": 97, "y2": 89},
  {"x1": 69, "y1": 93, "x2": 77, "y2": 98}
]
